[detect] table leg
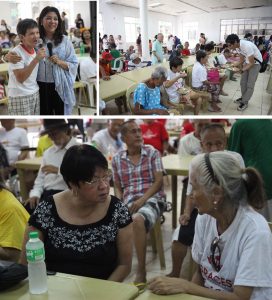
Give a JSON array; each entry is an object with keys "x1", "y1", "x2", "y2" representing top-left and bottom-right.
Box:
[
  {"x1": 171, "y1": 175, "x2": 177, "y2": 228},
  {"x1": 17, "y1": 168, "x2": 28, "y2": 202}
]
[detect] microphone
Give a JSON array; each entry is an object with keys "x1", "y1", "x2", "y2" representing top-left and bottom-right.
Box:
[
  {"x1": 36, "y1": 38, "x2": 44, "y2": 50},
  {"x1": 47, "y1": 42, "x2": 53, "y2": 57},
  {"x1": 36, "y1": 38, "x2": 45, "y2": 62}
]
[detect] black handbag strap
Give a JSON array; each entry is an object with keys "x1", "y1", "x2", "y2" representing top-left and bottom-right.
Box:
[{"x1": 254, "y1": 57, "x2": 262, "y2": 64}]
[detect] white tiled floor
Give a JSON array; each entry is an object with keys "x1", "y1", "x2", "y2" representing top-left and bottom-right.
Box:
[{"x1": 106, "y1": 70, "x2": 271, "y2": 116}]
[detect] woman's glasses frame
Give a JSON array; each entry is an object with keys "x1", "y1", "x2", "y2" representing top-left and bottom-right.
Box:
[{"x1": 210, "y1": 236, "x2": 221, "y2": 272}]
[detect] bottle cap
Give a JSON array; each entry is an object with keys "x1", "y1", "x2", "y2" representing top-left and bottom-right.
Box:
[{"x1": 29, "y1": 231, "x2": 39, "y2": 239}]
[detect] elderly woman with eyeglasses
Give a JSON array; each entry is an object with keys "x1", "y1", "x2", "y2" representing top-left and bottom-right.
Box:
[
  {"x1": 20, "y1": 144, "x2": 133, "y2": 282},
  {"x1": 149, "y1": 151, "x2": 272, "y2": 299}
]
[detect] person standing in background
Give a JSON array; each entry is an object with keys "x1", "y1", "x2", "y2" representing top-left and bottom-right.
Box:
[
  {"x1": 136, "y1": 34, "x2": 142, "y2": 57},
  {"x1": 152, "y1": 33, "x2": 164, "y2": 65},
  {"x1": 61, "y1": 12, "x2": 68, "y2": 35},
  {"x1": 75, "y1": 13, "x2": 84, "y2": 29}
]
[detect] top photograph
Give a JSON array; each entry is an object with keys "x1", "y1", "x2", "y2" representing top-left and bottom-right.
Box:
[
  {"x1": 0, "y1": 0, "x2": 96, "y2": 116},
  {"x1": 99, "y1": 0, "x2": 272, "y2": 116}
]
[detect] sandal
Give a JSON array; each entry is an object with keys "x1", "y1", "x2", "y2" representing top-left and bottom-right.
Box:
[
  {"x1": 133, "y1": 282, "x2": 147, "y2": 294},
  {"x1": 208, "y1": 105, "x2": 222, "y2": 112}
]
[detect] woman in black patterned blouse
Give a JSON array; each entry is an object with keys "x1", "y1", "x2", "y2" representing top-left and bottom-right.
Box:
[{"x1": 20, "y1": 144, "x2": 133, "y2": 282}]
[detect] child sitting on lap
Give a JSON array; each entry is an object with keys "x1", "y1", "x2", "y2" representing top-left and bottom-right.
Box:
[{"x1": 164, "y1": 57, "x2": 202, "y2": 115}]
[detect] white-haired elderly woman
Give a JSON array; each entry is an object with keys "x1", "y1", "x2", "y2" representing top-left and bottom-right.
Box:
[
  {"x1": 133, "y1": 66, "x2": 169, "y2": 115},
  {"x1": 149, "y1": 151, "x2": 272, "y2": 300}
]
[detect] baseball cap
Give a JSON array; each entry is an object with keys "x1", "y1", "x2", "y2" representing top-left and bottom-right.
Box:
[
  {"x1": 130, "y1": 53, "x2": 140, "y2": 61},
  {"x1": 101, "y1": 51, "x2": 113, "y2": 61}
]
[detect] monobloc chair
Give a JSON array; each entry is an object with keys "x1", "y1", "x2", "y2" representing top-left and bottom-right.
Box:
[
  {"x1": 125, "y1": 83, "x2": 138, "y2": 114},
  {"x1": 111, "y1": 57, "x2": 124, "y2": 73}
]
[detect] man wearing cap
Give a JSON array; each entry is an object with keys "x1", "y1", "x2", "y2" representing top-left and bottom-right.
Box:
[
  {"x1": 128, "y1": 53, "x2": 144, "y2": 70},
  {"x1": 24, "y1": 119, "x2": 78, "y2": 214},
  {"x1": 99, "y1": 51, "x2": 114, "y2": 80}
]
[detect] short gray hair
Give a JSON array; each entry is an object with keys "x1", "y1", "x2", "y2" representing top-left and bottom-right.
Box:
[{"x1": 151, "y1": 66, "x2": 168, "y2": 80}]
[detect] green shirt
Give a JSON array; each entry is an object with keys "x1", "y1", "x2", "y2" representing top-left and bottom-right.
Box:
[
  {"x1": 228, "y1": 119, "x2": 272, "y2": 200},
  {"x1": 110, "y1": 49, "x2": 121, "y2": 68}
]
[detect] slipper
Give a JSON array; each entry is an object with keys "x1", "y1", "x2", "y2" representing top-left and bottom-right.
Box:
[
  {"x1": 132, "y1": 282, "x2": 147, "y2": 293},
  {"x1": 208, "y1": 106, "x2": 222, "y2": 112}
]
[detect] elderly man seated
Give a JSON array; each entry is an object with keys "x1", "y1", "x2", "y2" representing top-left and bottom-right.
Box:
[
  {"x1": 91, "y1": 119, "x2": 125, "y2": 158},
  {"x1": 112, "y1": 120, "x2": 166, "y2": 289},
  {"x1": 23, "y1": 119, "x2": 78, "y2": 214}
]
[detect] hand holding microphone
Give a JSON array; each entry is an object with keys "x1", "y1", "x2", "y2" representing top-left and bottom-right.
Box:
[
  {"x1": 35, "y1": 39, "x2": 46, "y2": 62},
  {"x1": 47, "y1": 42, "x2": 59, "y2": 65}
]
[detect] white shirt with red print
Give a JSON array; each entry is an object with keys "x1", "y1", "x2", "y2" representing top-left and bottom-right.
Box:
[{"x1": 192, "y1": 205, "x2": 272, "y2": 299}]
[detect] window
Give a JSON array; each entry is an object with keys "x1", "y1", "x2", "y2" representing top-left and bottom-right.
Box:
[
  {"x1": 182, "y1": 22, "x2": 198, "y2": 46},
  {"x1": 124, "y1": 17, "x2": 140, "y2": 43},
  {"x1": 158, "y1": 21, "x2": 172, "y2": 38},
  {"x1": 16, "y1": 0, "x2": 75, "y2": 28},
  {"x1": 98, "y1": 13, "x2": 104, "y2": 35},
  {"x1": 220, "y1": 18, "x2": 272, "y2": 42}
]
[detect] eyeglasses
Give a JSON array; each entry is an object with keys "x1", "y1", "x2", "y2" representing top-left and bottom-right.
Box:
[
  {"x1": 210, "y1": 237, "x2": 221, "y2": 272},
  {"x1": 84, "y1": 171, "x2": 112, "y2": 187}
]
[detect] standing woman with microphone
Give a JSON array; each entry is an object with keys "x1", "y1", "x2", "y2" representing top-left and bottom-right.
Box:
[{"x1": 37, "y1": 6, "x2": 78, "y2": 115}]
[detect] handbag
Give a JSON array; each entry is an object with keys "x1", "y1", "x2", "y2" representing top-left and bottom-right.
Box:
[
  {"x1": 254, "y1": 57, "x2": 267, "y2": 73},
  {"x1": 207, "y1": 68, "x2": 220, "y2": 84},
  {"x1": 0, "y1": 260, "x2": 28, "y2": 291}
]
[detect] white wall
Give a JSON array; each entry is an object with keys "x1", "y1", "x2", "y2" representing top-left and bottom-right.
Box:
[
  {"x1": 99, "y1": 1, "x2": 178, "y2": 49},
  {"x1": 0, "y1": 1, "x2": 91, "y2": 33},
  {"x1": 72, "y1": 1, "x2": 91, "y2": 28},
  {"x1": 177, "y1": 6, "x2": 272, "y2": 45}
]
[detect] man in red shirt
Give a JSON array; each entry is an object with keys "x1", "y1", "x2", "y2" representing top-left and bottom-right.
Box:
[
  {"x1": 99, "y1": 51, "x2": 114, "y2": 80},
  {"x1": 181, "y1": 42, "x2": 190, "y2": 56},
  {"x1": 140, "y1": 119, "x2": 169, "y2": 155}
]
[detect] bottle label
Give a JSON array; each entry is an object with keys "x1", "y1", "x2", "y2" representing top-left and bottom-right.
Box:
[{"x1": 26, "y1": 248, "x2": 45, "y2": 262}]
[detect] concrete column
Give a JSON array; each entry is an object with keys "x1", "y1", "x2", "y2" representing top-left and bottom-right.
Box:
[{"x1": 139, "y1": 0, "x2": 150, "y2": 61}]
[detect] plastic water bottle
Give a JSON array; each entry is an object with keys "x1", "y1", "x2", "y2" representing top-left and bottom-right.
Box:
[
  {"x1": 80, "y1": 42, "x2": 85, "y2": 56},
  {"x1": 26, "y1": 231, "x2": 47, "y2": 294}
]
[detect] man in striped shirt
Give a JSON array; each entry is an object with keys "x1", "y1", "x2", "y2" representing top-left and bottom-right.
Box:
[{"x1": 112, "y1": 120, "x2": 166, "y2": 286}]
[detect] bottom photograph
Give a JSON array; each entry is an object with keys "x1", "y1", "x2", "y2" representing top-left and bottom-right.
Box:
[{"x1": 0, "y1": 117, "x2": 272, "y2": 300}]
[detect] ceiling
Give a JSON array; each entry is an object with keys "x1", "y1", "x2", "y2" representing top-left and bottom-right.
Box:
[{"x1": 103, "y1": 0, "x2": 272, "y2": 16}]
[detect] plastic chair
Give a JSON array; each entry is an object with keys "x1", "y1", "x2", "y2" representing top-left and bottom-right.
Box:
[
  {"x1": 111, "y1": 57, "x2": 124, "y2": 72},
  {"x1": 0, "y1": 84, "x2": 8, "y2": 106},
  {"x1": 125, "y1": 83, "x2": 138, "y2": 114},
  {"x1": 186, "y1": 66, "x2": 210, "y2": 110}
]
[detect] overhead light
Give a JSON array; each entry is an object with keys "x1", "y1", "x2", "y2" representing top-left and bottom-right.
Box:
[{"x1": 149, "y1": 3, "x2": 162, "y2": 8}]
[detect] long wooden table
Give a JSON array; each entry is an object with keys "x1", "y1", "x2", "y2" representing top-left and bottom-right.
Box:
[
  {"x1": 137, "y1": 290, "x2": 212, "y2": 300},
  {"x1": 0, "y1": 62, "x2": 9, "y2": 79},
  {"x1": 99, "y1": 74, "x2": 135, "y2": 102},
  {"x1": 15, "y1": 157, "x2": 42, "y2": 202},
  {"x1": 162, "y1": 154, "x2": 193, "y2": 228},
  {"x1": 1, "y1": 272, "x2": 139, "y2": 300},
  {"x1": 100, "y1": 56, "x2": 196, "y2": 102}
]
